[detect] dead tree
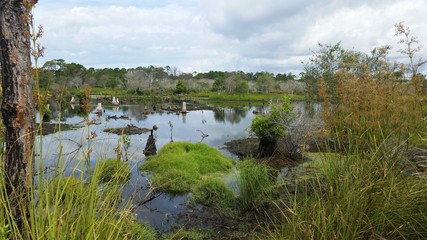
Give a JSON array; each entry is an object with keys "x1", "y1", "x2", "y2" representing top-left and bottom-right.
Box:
[{"x1": 0, "y1": 0, "x2": 36, "y2": 231}]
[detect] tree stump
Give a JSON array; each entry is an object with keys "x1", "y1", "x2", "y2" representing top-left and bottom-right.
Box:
[{"x1": 143, "y1": 130, "x2": 157, "y2": 156}]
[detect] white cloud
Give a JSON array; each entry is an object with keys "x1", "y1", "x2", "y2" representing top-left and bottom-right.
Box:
[{"x1": 34, "y1": 0, "x2": 427, "y2": 74}]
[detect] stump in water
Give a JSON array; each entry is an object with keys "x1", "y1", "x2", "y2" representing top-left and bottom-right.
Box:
[
  {"x1": 257, "y1": 136, "x2": 277, "y2": 158},
  {"x1": 144, "y1": 129, "x2": 157, "y2": 156}
]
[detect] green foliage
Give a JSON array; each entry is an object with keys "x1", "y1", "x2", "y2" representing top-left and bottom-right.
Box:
[
  {"x1": 48, "y1": 176, "x2": 86, "y2": 205},
  {"x1": 191, "y1": 176, "x2": 235, "y2": 209},
  {"x1": 270, "y1": 151, "x2": 427, "y2": 240},
  {"x1": 96, "y1": 158, "x2": 131, "y2": 184},
  {"x1": 126, "y1": 221, "x2": 157, "y2": 240},
  {"x1": 238, "y1": 160, "x2": 276, "y2": 211},
  {"x1": 255, "y1": 72, "x2": 275, "y2": 93},
  {"x1": 212, "y1": 76, "x2": 225, "y2": 92},
  {"x1": 249, "y1": 96, "x2": 295, "y2": 138},
  {"x1": 0, "y1": 161, "x2": 154, "y2": 240},
  {"x1": 139, "y1": 142, "x2": 233, "y2": 193},
  {"x1": 174, "y1": 79, "x2": 187, "y2": 94}
]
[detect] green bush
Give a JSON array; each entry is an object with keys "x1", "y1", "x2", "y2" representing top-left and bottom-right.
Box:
[{"x1": 140, "y1": 142, "x2": 233, "y2": 193}]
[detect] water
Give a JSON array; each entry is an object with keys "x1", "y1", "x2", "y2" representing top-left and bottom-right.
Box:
[
  {"x1": 36, "y1": 100, "x2": 321, "y2": 230},
  {"x1": 36, "y1": 102, "x2": 259, "y2": 230}
]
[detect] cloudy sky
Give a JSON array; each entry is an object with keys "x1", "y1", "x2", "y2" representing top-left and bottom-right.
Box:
[{"x1": 34, "y1": 0, "x2": 427, "y2": 74}]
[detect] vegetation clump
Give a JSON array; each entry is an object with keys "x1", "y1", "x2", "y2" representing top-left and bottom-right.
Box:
[
  {"x1": 139, "y1": 142, "x2": 233, "y2": 193},
  {"x1": 238, "y1": 160, "x2": 276, "y2": 211},
  {"x1": 191, "y1": 176, "x2": 235, "y2": 209},
  {"x1": 249, "y1": 96, "x2": 295, "y2": 157},
  {"x1": 96, "y1": 158, "x2": 131, "y2": 184}
]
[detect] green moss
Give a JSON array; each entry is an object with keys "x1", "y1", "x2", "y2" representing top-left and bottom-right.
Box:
[
  {"x1": 140, "y1": 142, "x2": 233, "y2": 193},
  {"x1": 96, "y1": 158, "x2": 131, "y2": 184}
]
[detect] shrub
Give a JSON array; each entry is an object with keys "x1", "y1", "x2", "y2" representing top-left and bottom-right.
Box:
[{"x1": 319, "y1": 69, "x2": 423, "y2": 152}]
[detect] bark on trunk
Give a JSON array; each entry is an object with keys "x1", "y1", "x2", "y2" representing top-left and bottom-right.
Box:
[
  {"x1": 0, "y1": 0, "x2": 36, "y2": 231},
  {"x1": 257, "y1": 136, "x2": 277, "y2": 158}
]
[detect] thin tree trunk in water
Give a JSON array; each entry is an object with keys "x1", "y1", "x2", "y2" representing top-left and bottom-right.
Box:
[
  {"x1": 258, "y1": 136, "x2": 277, "y2": 158},
  {"x1": 0, "y1": 0, "x2": 36, "y2": 232}
]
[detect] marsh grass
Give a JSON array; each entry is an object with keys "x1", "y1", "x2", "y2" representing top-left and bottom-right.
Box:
[
  {"x1": 190, "y1": 92, "x2": 305, "y2": 102},
  {"x1": 0, "y1": 155, "x2": 156, "y2": 240},
  {"x1": 238, "y1": 159, "x2": 277, "y2": 212},
  {"x1": 267, "y1": 147, "x2": 427, "y2": 240},
  {"x1": 139, "y1": 142, "x2": 233, "y2": 193},
  {"x1": 190, "y1": 176, "x2": 235, "y2": 211}
]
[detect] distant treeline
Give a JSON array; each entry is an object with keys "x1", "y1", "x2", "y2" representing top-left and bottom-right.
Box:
[{"x1": 35, "y1": 59, "x2": 305, "y2": 95}]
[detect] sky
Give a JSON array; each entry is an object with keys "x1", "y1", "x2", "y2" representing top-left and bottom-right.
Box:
[{"x1": 34, "y1": 0, "x2": 427, "y2": 75}]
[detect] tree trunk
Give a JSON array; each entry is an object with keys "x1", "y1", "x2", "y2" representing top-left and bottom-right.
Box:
[
  {"x1": 0, "y1": 0, "x2": 36, "y2": 231},
  {"x1": 257, "y1": 136, "x2": 277, "y2": 158}
]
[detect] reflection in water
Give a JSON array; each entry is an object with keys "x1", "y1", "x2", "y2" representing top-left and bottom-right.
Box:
[{"x1": 213, "y1": 107, "x2": 248, "y2": 124}]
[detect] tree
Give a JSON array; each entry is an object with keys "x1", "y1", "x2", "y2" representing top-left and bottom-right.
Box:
[
  {"x1": 0, "y1": 0, "x2": 36, "y2": 231},
  {"x1": 174, "y1": 79, "x2": 187, "y2": 94},
  {"x1": 249, "y1": 96, "x2": 294, "y2": 157},
  {"x1": 255, "y1": 72, "x2": 274, "y2": 93},
  {"x1": 212, "y1": 76, "x2": 225, "y2": 93}
]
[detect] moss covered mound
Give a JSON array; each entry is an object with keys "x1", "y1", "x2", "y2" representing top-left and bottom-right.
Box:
[{"x1": 139, "y1": 142, "x2": 233, "y2": 193}]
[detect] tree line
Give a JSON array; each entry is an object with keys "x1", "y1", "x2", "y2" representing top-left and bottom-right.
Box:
[{"x1": 36, "y1": 59, "x2": 302, "y2": 94}]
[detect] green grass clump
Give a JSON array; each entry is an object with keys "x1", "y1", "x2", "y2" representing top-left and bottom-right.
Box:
[
  {"x1": 269, "y1": 152, "x2": 427, "y2": 240},
  {"x1": 140, "y1": 142, "x2": 233, "y2": 193},
  {"x1": 238, "y1": 160, "x2": 276, "y2": 211},
  {"x1": 126, "y1": 221, "x2": 157, "y2": 240},
  {"x1": 96, "y1": 158, "x2": 131, "y2": 184},
  {"x1": 191, "y1": 176, "x2": 235, "y2": 209}
]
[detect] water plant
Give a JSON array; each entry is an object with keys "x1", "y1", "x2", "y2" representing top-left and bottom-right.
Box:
[{"x1": 139, "y1": 142, "x2": 233, "y2": 193}]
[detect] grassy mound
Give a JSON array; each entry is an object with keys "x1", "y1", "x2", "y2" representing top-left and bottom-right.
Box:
[{"x1": 139, "y1": 142, "x2": 233, "y2": 193}]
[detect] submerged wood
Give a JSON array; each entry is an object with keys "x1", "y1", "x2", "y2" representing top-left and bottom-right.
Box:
[{"x1": 104, "y1": 124, "x2": 150, "y2": 135}]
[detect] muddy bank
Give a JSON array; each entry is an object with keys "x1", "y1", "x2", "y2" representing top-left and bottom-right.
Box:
[{"x1": 224, "y1": 137, "x2": 305, "y2": 168}]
